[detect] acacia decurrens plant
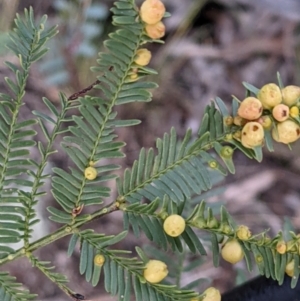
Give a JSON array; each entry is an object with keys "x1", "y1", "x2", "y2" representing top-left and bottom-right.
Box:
[{"x1": 1, "y1": 1, "x2": 300, "y2": 301}]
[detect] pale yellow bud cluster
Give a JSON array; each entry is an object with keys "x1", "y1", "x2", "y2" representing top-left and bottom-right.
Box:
[
  {"x1": 140, "y1": 0, "x2": 166, "y2": 39},
  {"x1": 233, "y1": 83, "x2": 300, "y2": 148},
  {"x1": 128, "y1": 1, "x2": 166, "y2": 82}
]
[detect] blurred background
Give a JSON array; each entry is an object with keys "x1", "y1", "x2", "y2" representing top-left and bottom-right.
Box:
[{"x1": 1, "y1": 0, "x2": 300, "y2": 300}]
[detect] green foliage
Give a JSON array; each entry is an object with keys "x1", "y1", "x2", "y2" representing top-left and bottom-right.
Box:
[{"x1": 0, "y1": 1, "x2": 300, "y2": 301}]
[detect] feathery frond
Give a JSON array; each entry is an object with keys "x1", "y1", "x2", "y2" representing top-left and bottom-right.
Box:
[
  {"x1": 0, "y1": 271, "x2": 37, "y2": 301},
  {"x1": 0, "y1": 7, "x2": 58, "y2": 256},
  {"x1": 121, "y1": 197, "x2": 206, "y2": 255},
  {"x1": 48, "y1": 0, "x2": 159, "y2": 222}
]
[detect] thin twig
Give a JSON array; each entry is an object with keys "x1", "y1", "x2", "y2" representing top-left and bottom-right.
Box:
[{"x1": 67, "y1": 66, "x2": 113, "y2": 101}]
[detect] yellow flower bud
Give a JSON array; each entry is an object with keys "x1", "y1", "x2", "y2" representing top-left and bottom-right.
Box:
[
  {"x1": 145, "y1": 21, "x2": 165, "y2": 39},
  {"x1": 259, "y1": 115, "x2": 273, "y2": 130},
  {"x1": 258, "y1": 83, "x2": 282, "y2": 110},
  {"x1": 224, "y1": 116, "x2": 234, "y2": 126},
  {"x1": 276, "y1": 240, "x2": 287, "y2": 254},
  {"x1": 233, "y1": 130, "x2": 242, "y2": 141},
  {"x1": 272, "y1": 104, "x2": 289, "y2": 122},
  {"x1": 285, "y1": 260, "x2": 295, "y2": 277},
  {"x1": 143, "y1": 260, "x2": 168, "y2": 283},
  {"x1": 290, "y1": 106, "x2": 299, "y2": 118},
  {"x1": 233, "y1": 115, "x2": 246, "y2": 126},
  {"x1": 202, "y1": 287, "x2": 221, "y2": 301},
  {"x1": 94, "y1": 254, "x2": 105, "y2": 267},
  {"x1": 84, "y1": 166, "x2": 97, "y2": 180},
  {"x1": 221, "y1": 239, "x2": 244, "y2": 264},
  {"x1": 134, "y1": 48, "x2": 152, "y2": 66},
  {"x1": 163, "y1": 214, "x2": 186, "y2": 237},
  {"x1": 241, "y1": 122, "x2": 264, "y2": 148},
  {"x1": 282, "y1": 85, "x2": 300, "y2": 106},
  {"x1": 272, "y1": 120, "x2": 300, "y2": 144},
  {"x1": 238, "y1": 97, "x2": 263, "y2": 120},
  {"x1": 140, "y1": 0, "x2": 166, "y2": 25},
  {"x1": 220, "y1": 146, "x2": 234, "y2": 159},
  {"x1": 236, "y1": 225, "x2": 251, "y2": 241}
]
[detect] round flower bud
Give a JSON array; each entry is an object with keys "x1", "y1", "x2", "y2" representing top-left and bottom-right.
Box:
[
  {"x1": 237, "y1": 97, "x2": 263, "y2": 120},
  {"x1": 145, "y1": 21, "x2": 165, "y2": 39},
  {"x1": 134, "y1": 48, "x2": 152, "y2": 66},
  {"x1": 220, "y1": 224, "x2": 233, "y2": 235},
  {"x1": 84, "y1": 166, "x2": 97, "y2": 180},
  {"x1": 257, "y1": 83, "x2": 282, "y2": 110},
  {"x1": 221, "y1": 239, "x2": 244, "y2": 264},
  {"x1": 236, "y1": 225, "x2": 251, "y2": 241},
  {"x1": 276, "y1": 240, "x2": 287, "y2": 254},
  {"x1": 241, "y1": 122, "x2": 264, "y2": 149},
  {"x1": 290, "y1": 106, "x2": 299, "y2": 118},
  {"x1": 140, "y1": 0, "x2": 166, "y2": 25},
  {"x1": 163, "y1": 214, "x2": 186, "y2": 237},
  {"x1": 272, "y1": 104, "x2": 289, "y2": 122},
  {"x1": 94, "y1": 254, "x2": 105, "y2": 267},
  {"x1": 233, "y1": 130, "x2": 241, "y2": 141},
  {"x1": 143, "y1": 260, "x2": 168, "y2": 283},
  {"x1": 202, "y1": 287, "x2": 221, "y2": 301},
  {"x1": 272, "y1": 120, "x2": 300, "y2": 144},
  {"x1": 285, "y1": 260, "x2": 295, "y2": 277},
  {"x1": 259, "y1": 115, "x2": 273, "y2": 130},
  {"x1": 233, "y1": 115, "x2": 246, "y2": 126},
  {"x1": 282, "y1": 85, "x2": 300, "y2": 107},
  {"x1": 220, "y1": 146, "x2": 234, "y2": 159}
]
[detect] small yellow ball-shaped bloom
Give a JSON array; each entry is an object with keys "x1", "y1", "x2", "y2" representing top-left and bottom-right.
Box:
[
  {"x1": 220, "y1": 146, "x2": 234, "y2": 159},
  {"x1": 94, "y1": 254, "x2": 105, "y2": 267},
  {"x1": 163, "y1": 214, "x2": 186, "y2": 237},
  {"x1": 84, "y1": 166, "x2": 97, "y2": 180},
  {"x1": 143, "y1": 260, "x2": 168, "y2": 283},
  {"x1": 285, "y1": 260, "x2": 295, "y2": 277},
  {"x1": 140, "y1": 0, "x2": 166, "y2": 25},
  {"x1": 257, "y1": 83, "x2": 282, "y2": 110},
  {"x1": 258, "y1": 115, "x2": 273, "y2": 130},
  {"x1": 221, "y1": 239, "x2": 244, "y2": 264},
  {"x1": 290, "y1": 106, "x2": 299, "y2": 118},
  {"x1": 282, "y1": 85, "x2": 300, "y2": 107},
  {"x1": 134, "y1": 48, "x2": 152, "y2": 66},
  {"x1": 224, "y1": 116, "x2": 234, "y2": 126},
  {"x1": 276, "y1": 240, "x2": 287, "y2": 254},
  {"x1": 272, "y1": 104, "x2": 289, "y2": 122},
  {"x1": 233, "y1": 115, "x2": 246, "y2": 126},
  {"x1": 202, "y1": 287, "x2": 221, "y2": 301},
  {"x1": 233, "y1": 130, "x2": 242, "y2": 141},
  {"x1": 241, "y1": 122, "x2": 264, "y2": 149},
  {"x1": 272, "y1": 120, "x2": 300, "y2": 144},
  {"x1": 236, "y1": 225, "x2": 251, "y2": 241},
  {"x1": 145, "y1": 21, "x2": 165, "y2": 39},
  {"x1": 238, "y1": 97, "x2": 263, "y2": 120}
]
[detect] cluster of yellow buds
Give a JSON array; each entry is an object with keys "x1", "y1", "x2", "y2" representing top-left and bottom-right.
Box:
[
  {"x1": 128, "y1": 1, "x2": 166, "y2": 81},
  {"x1": 233, "y1": 83, "x2": 300, "y2": 148},
  {"x1": 140, "y1": 0, "x2": 166, "y2": 39}
]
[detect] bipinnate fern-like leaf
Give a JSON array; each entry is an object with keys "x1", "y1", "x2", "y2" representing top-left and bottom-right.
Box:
[
  {"x1": 68, "y1": 231, "x2": 200, "y2": 301},
  {"x1": 0, "y1": 271, "x2": 37, "y2": 301},
  {"x1": 0, "y1": 8, "x2": 57, "y2": 259},
  {"x1": 48, "y1": 0, "x2": 159, "y2": 223},
  {"x1": 28, "y1": 255, "x2": 69, "y2": 289},
  {"x1": 117, "y1": 93, "x2": 270, "y2": 207},
  {"x1": 187, "y1": 200, "x2": 300, "y2": 288},
  {"x1": 121, "y1": 197, "x2": 206, "y2": 255}
]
